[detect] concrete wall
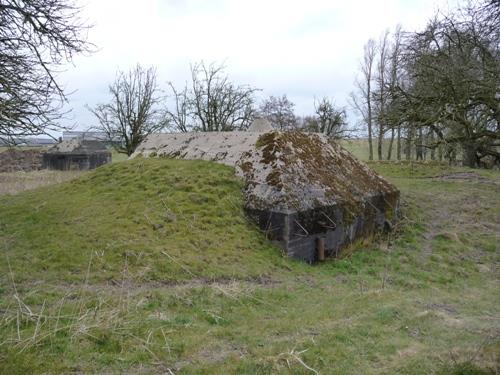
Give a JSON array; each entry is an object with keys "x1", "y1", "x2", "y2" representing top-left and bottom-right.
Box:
[
  {"x1": 246, "y1": 191, "x2": 400, "y2": 263},
  {"x1": 42, "y1": 152, "x2": 111, "y2": 171}
]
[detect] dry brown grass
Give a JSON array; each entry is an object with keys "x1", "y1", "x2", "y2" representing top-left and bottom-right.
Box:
[{"x1": 0, "y1": 169, "x2": 84, "y2": 195}]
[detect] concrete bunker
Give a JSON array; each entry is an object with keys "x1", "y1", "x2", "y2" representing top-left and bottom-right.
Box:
[
  {"x1": 43, "y1": 139, "x2": 111, "y2": 171},
  {"x1": 132, "y1": 130, "x2": 400, "y2": 262}
]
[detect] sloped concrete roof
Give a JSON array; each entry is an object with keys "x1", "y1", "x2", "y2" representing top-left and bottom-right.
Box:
[
  {"x1": 132, "y1": 132, "x2": 260, "y2": 166},
  {"x1": 46, "y1": 139, "x2": 109, "y2": 154},
  {"x1": 132, "y1": 131, "x2": 398, "y2": 213}
]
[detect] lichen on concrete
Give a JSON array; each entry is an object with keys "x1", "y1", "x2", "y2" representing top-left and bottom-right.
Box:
[{"x1": 238, "y1": 131, "x2": 397, "y2": 214}]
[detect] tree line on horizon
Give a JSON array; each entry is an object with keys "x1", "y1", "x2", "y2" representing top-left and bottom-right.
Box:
[
  {"x1": 0, "y1": 0, "x2": 498, "y2": 167},
  {"x1": 88, "y1": 61, "x2": 350, "y2": 155}
]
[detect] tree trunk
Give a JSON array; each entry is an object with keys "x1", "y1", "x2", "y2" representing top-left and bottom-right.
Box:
[
  {"x1": 462, "y1": 142, "x2": 478, "y2": 168},
  {"x1": 387, "y1": 128, "x2": 395, "y2": 160},
  {"x1": 446, "y1": 144, "x2": 457, "y2": 165},
  {"x1": 405, "y1": 127, "x2": 413, "y2": 160},
  {"x1": 416, "y1": 127, "x2": 423, "y2": 160},
  {"x1": 367, "y1": 105, "x2": 373, "y2": 161},
  {"x1": 367, "y1": 126, "x2": 373, "y2": 160},
  {"x1": 377, "y1": 125, "x2": 383, "y2": 160},
  {"x1": 396, "y1": 125, "x2": 401, "y2": 160},
  {"x1": 429, "y1": 130, "x2": 435, "y2": 160}
]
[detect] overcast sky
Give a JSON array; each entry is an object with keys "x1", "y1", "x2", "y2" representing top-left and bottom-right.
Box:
[{"x1": 60, "y1": 0, "x2": 456, "y2": 132}]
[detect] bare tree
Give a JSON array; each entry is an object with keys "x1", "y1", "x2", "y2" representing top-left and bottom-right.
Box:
[
  {"x1": 384, "y1": 25, "x2": 403, "y2": 160},
  {"x1": 312, "y1": 97, "x2": 348, "y2": 139},
  {"x1": 350, "y1": 39, "x2": 376, "y2": 160},
  {"x1": 90, "y1": 65, "x2": 165, "y2": 156},
  {"x1": 259, "y1": 94, "x2": 297, "y2": 130},
  {"x1": 0, "y1": 0, "x2": 92, "y2": 144},
  {"x1": 374, "y1": 30, "x2": 391, "y2": 160},
  {"x1": 190, "y1": 61, "x2": 257, "y2": 131}
]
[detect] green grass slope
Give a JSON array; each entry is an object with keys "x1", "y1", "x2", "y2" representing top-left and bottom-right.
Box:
[
  {"x1": 0, "y1": 158, "x2": 287, "y2": 284},
  {"x1": 1, "y1": 158, "x2": 499, "y2": 374}
]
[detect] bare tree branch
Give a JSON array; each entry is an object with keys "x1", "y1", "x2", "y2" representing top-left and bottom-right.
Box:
[
  {"x1": 0, "y1": 0, "x2": 93, "y2": 144},
  {"x1": 189, "y1": 61, "x2": 258, "y2": 131}
]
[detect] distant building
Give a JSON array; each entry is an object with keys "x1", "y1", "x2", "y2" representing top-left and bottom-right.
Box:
[
  {"x1": 62, "y1": 131, "x2": 122, "y2": 147},
  {"x1": 43, "y1": 139, "x2": 112, "y2": 170},
  {"x1": 62, "y1": 131, "x2": 109, "y2": 141}
]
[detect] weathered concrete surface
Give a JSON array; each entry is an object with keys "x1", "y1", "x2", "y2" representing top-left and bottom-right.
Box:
[
  {"x1": 133, "y1": 131, "x2": 400, "y2": 262},
  {"x1": 247, "y1": 118, "x2": 274, "y2": 132},
  {"x1": 43, "y1": 139, "x2": 111, "y2": 171},
  {"x1": 0, "y1": 149, "x2": 44, "y2": 172},
  {"x1": 133, "y1": 132, "x2": 260, "y2": 167}
]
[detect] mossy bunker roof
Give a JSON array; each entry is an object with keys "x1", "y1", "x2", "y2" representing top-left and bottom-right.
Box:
[{"x1": 132, "y1": 131, "x2": 398, "y2": 213}]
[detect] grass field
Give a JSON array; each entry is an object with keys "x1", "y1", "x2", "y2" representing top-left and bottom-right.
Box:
[
  {"x1": 340, "y1": 139, "x2": 374, "y2": 161},
  {"x1": 340, "y1": 139, "x2": 449, "y2": 163},
  {"x1": 0, "y1": 155, "x2": 499, "y2": 374},
  {"x1": 0, "y1": 170, "x2": 84, "y2": 195}
]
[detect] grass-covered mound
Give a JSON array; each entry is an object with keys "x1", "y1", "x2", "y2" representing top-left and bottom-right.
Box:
[
  {"x1": 0, "y1": 159, "x2": 498, "y2": 374},
  {"x1": 0, "y1": 158, "x2": 287, "y2": 285}
]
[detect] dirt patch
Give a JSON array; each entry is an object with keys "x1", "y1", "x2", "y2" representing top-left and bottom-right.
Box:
[
  {"x1": 0, "y1": 149, "x2": 44, "y2": 172},
  {"x1": 174, "y1": 344, "x2": 247, "y2": 370},
  {"x1": 396, "y1": 344, "x2": 421, "y2": 358},
  {"x1": 426, "y1": 303, "x2": 458, "y2": 315}
]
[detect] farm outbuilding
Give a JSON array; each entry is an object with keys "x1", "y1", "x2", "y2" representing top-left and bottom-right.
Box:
[
  {"x1": 132, "y1": 129, "x2": 400, "y2": 263},
  {"x1": 43, "y1": 139, "x2": 111, "y2": 171}
]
